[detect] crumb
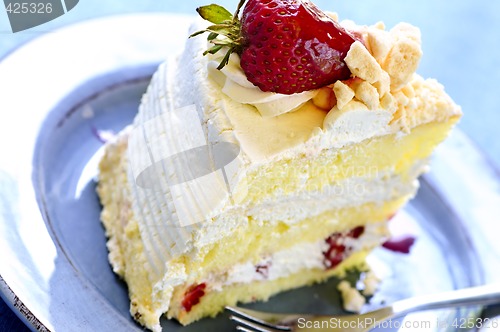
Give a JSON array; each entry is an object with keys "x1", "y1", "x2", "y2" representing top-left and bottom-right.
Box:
[
  {"x1": 337, "y1": 280, "x2": 366, "y2": 312},
  {"x1": 362, "y1": 271, "x2": 380, "y2": 296}
]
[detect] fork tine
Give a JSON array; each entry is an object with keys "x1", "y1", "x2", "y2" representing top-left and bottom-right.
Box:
[
  {"x1": 226, "y1": 306, "x2": 292, "y2": 331},
  {"x1": 230, "y1": 315, "x2": 280, "y2": 332},
  {"x1": 236, "y1": 326, "x2": 258, "y2": 332}
]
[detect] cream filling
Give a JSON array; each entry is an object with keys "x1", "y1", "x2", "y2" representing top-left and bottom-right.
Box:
[
  {"x1": 229, "y1": 161, "x2": 425, "y2": 225},
  {"x1": 323, "y1": 101, "x2": 393, "y2": 145},
  {"x1": 207, "y1": 223, "x2": 386, "y2": 291}
]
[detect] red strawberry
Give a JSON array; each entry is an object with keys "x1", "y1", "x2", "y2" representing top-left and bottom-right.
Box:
[
  {"x1": 382, "y1": 236, "x2": 416, "y2": 254},
  {"x1": 347, "y1": 225, "x2": 365, "y2": 239},
  {"x1": 192, "y1": 0, "x2": 357, "y2": 95},
  {"x1": 323, "y1": 236, "x2": 346, "y2": 269},
  {"x1": 323, "y1": 226, "x2": 365, "y2": 269},
  {"x1": 181, "y1": 283, "x2": 206, "y2": 312}
]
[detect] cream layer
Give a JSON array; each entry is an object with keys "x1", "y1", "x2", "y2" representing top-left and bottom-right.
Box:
[{"x1": 206, "y1": 223, "x2": 386, "y2": 292}]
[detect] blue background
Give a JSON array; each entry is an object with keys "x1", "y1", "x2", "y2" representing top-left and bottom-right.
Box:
[{"x1": 0, "y1": 0, "x2": 499, "y2": 331}]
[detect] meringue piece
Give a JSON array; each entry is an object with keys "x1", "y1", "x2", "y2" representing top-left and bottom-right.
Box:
[
  {"x1": 333, "y1": 80, "x2": 355, "y2": 109},
  {"x1": 345, "y1": 41, "x2": 385, "y2": 84},
  {"x1": 355, "y1": 81, "x2": 380, "y2": 110}
]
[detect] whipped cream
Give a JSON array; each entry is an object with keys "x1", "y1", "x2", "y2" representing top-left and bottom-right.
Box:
[
  {"x1": 323, "y1": 100, "x2": 393, "y2": 144},
  {"x1": 208, "y1": 52, "x2": 318, "y2": 117}
]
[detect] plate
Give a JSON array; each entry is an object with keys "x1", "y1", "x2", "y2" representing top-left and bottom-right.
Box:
[{"x1": 1, "y1": 14, "x2": 500, "y2": 332}]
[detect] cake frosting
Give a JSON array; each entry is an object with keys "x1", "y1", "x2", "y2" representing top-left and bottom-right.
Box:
[{"x1": 97, "y1": 9, "x2": 461, "y2": 331}]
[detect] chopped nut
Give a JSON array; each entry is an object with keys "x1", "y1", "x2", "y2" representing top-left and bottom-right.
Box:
[
  {"x1": 390, "y1": 106, "x2": 410, "y2": 133},
  {"x1": 391, "y1": 22, "x2": 421, "y2": 44},
  {"x1": 394, "y1": 90, "x2": 410, "y2": 107},
  {"x1": 383, "y1": 38, "x2": 422, "y2": 90},
  {"x1": 333, "y1": 81, "x2": 355, "y2": 109},
  {"x1": 345, "y1": 41, "x2": 384, "y2": 84},
  {"x1": 367, "y1": 28, "x2": 393, "y2": 65},
  {"x1": 355, "y1": 81, "x2": 380, "y2": 110},
  {"x1": 380, "y1": 92, "x2": 397, "y2": 114},
  {"x1": 312, "y1": 86, "x2": 336, "y2": 110},
  {"x1": 372, "y1": 71, "x2": 391, "y2": 97},
  {"x1": 401, "y1": 84, "x2": 416, "y2": 99}
]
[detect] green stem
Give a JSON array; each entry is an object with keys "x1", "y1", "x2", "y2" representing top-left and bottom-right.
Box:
[{"x1": 233, "y1": 0, "x2": 247, "y2": 23}]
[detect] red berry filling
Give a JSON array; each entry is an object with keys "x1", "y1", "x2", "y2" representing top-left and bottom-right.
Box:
[
  {"x1": 181, "y1": 283, "x2": 207, "y2": 312},
  {"x1": 347, "y1": 226, "x2": 365, "y2": 239},
  {"x1": 382, "y1": 236, "x2": 416, "y2": 254},
  {"x1": 323, "y1": 226, "x2": 365, "y2": 269}
]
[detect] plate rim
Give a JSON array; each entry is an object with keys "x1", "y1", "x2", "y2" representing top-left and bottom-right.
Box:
[{"x1": 0, "y1": 13, "x2": 194, "y2": 332}]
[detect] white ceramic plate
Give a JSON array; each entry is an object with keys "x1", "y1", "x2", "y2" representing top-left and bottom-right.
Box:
[{"x1": 1, "y1": 14, "x2": 500, "y2": 332}]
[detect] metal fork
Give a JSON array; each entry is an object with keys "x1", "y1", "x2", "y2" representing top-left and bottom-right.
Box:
[{"x1": 227, "y1": 283, "x2": 500, "y2": 332}]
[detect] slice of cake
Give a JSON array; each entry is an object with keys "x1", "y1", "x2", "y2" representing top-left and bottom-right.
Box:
[{"x1": 97, "y1": 0, "x2": 461, "y2": 331}]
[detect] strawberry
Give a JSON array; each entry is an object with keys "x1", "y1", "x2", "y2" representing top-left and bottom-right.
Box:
[
  {"x1": 382, "y1": 236, "x2": 416, "y2": 254},
  {"x1": 323, "y1": 226, "x2": 365, "y2": 269},
  {"x1": 323, "y1": 235, "x2": 346, "y2": 269},
  {"x1": 192, "y1": 0, "x2": 357, "y2": 95},
  {"x1": 181, "y1": 283, "x2": 207, "y2": 312}
]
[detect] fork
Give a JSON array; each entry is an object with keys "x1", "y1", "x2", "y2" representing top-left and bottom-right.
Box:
[{"x1": 227, "y1": 283, "x2": 500, "y2": 331}]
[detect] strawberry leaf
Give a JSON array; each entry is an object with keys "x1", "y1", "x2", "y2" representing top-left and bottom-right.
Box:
[
  {"x1": 191, "y1": 1, "x2": 247, "y2": 70},
  {"x1": 189, "y1": 30, "x2": 207, "y2": 38},
  {"x1": 196, "y1": 4, "x2": 232, "y2": 24},
  {"x1": 207, "y1": 32, "x2": 218, "y2": 41},
  {"x1": 205, "y1": 24, "x2": 233, "y2": 36},
  {"x1": 217, "y1": 49, "x2": 232, "y2": 70},
  {"x1": 203, "y1": 45, "x2": 223, "y2": 55}
]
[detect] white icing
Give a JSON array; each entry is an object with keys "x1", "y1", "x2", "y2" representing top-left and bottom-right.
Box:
[{"x1": 323, "y1": 100, "x2": 393, "y2": 145}]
